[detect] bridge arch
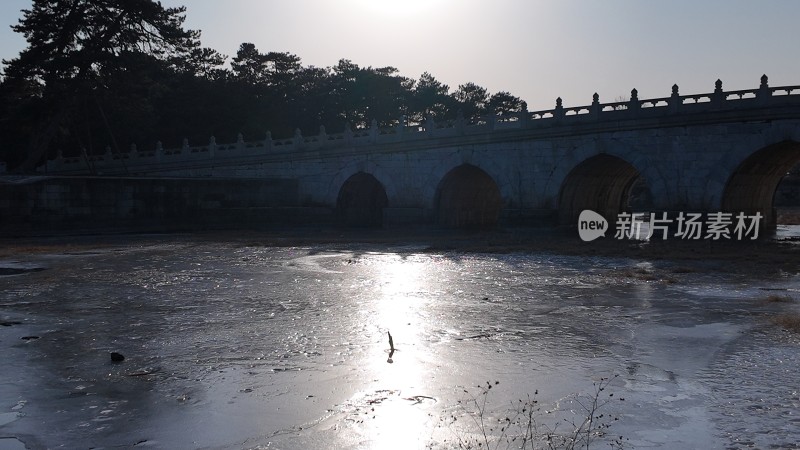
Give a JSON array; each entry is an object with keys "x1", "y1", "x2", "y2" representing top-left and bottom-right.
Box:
[
  {"x1": 558, "y1": 154, "x2": 647, "y2": 225},
  {"x1": 435, "y1": 164, "x2": 503, "y2": 228},
  {"x1": 721, "y1": 141, "x2": 800, "y2": 229},
  {"x1": 336, "y1": 172, "x2": 388, "y2": 227}
]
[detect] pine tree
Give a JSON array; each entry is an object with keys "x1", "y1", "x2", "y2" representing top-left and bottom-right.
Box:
[{"x1": 2, "y1": 0, "x2": 223, "y2": 171}]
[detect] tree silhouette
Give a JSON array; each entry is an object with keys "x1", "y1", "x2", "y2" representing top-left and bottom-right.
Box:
[
  {"x1": 2, "y1": 0, "x2": 222, "y2": 171},
  {"x1": 0, "y1": 2, "x2": 527, "y2": 171},
  {"x1": 409, "y1": 71, "x2": 455, "y2": 124},
  {"x1": 454, "y1": 82, "x2": 490, "y2": 122},
  {"x1": 488, "y1": 91, "x2": 526, "y2": 117}
]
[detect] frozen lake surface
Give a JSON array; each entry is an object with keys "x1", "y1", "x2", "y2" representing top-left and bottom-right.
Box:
[{"x1": 0, "y1": 235, "x2": 798, "y2": 449}]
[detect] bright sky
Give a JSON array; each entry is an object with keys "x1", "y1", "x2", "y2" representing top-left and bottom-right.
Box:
[{"x1": 2, "y1": 0, "x2": 799, "y2": 110}]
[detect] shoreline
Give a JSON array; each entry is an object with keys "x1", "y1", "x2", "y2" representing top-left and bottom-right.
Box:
[{"x1": 1, "y1": 226, "x2": 798, "y2": 275}]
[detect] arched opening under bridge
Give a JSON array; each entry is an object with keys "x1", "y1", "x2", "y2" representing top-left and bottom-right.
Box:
[
  {"x1": 558, "y1": 154, "x2": 649, "y2": 226},
  {"x1": 722, "y1": 141, "x2": 800, "y2": 230},
  {"x1": 435, "y1": 164, "x2": 503, "y2": 228},
  {"x1": 336, "y1": 172, "x2": 388, "y2": 227}
]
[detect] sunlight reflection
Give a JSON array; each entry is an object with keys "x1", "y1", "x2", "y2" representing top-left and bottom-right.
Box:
[{"x1": 354, "y1": 254, "x2": 437, "y2": 449}]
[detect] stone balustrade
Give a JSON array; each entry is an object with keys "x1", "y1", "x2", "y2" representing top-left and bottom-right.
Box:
[{"x1": 38, "y1": 75, "x2": 800, "y2": 175}]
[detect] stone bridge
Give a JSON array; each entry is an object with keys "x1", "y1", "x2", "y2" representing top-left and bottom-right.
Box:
[{"x1": 33, "y1": 76, "x2": 800, "y2": 230}]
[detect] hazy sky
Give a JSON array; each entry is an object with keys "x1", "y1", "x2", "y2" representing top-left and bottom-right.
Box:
[{"x1": 2, "y1": 0, "x2": 799, "y2": 110}]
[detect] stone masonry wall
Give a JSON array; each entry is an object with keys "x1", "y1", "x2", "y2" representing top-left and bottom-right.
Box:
[{"x1": 0, "y1": 177, "x2": 303, "y2": 236}]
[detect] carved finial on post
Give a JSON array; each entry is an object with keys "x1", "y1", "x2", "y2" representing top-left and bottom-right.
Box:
[
  {"x1": 294, "y1": 128, "x2": 303, "y2": 147},
  {"x1": 369, "y1": 119, "x2": 377, "y2": 141},
  {"x1": 317, "y1": 125, "x2": 327, "y2": 146},
  {"x1": 237, "y1": 132, "x2": 244, "y2": 144},
  {"x1": 554, "y1": 97, "x2": 564, "y2": 120},
  {"x1": 713, "y1": 79, "x2": 724, "y2": 106},
  {"x1": 397, "y1": 115, "x2": 405, "y2": 136},
  {"x1": 488, "y1": 109, "x2": 497, "y2": 130},
  {"x1": 629, "y1": 89, "x2": 640, "y2": 111},
  {"x1": 264, "y1": 131, "x2": 272, "y2": 150},
  {"x1": 757, "y1": 74, "x2": 772, "y2": 104},
  {"x1": 209, "y1": 136, "x2": 216, "y2": 157},
  {"x1": 426, "y1": 116, "x2": 435, "y2": 134},
  {"x1": 182, "y1": 138, "x2": 189, "y2": 151},
  {"x1": 344, "y1": 122, "x2": 353, "y2": 143},
  {"x1": 670, "y1": 84, "x2": 680, "y2": 113},
  {"x1": 155, "y1": 141, "x2": 163, "y2": 161},
  {"x1": 518, "y1": 101, "x2": 529, "y2": 127},
  {"x1": 591, "y1": 93, "x2": 600, "y2": 117}
]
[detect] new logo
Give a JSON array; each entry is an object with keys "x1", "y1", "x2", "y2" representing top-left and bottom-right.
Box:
[{"x1": 578, "y1": 210, "x2": 608, "y2": 242}]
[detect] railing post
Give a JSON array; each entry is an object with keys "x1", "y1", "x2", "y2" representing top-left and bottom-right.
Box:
[
  {"x1": 320, "y1": 125, "x2": 328, "y2": 146},
  {"x1": 293, "y1": 128, "x2": 303, "y2": 148},
  {"x1": 591, "y1": 93, "x2": 601, "y2": 118},
  {"x1": 426, "y1": 116, "x2": 436, "y2": 135},
  {"x1": 397, "y1": 115, "x2": 405, "y2": 137},
  {"x1": 757, "y1": 74, "x2": 771, "y2": 105},
  {"x1": 518, "y1": 101, "x2": 529, "y2": 127},
  {"x1": 628, "y1": 88, "x2": 640, "y2": 113},
  {"x1": 670, "y1": 84, "x2": 681, "y2": 114},
  {"x1": 208, "y1": 136, "x2": 216, "y2": 157},
  {"x1": 455, "y1": 109, "x2": 465, "y2": 134},
  {"x1": 344, "y1": 122, "x2": 353, "y2": 144},
  {"x1": 712, "y1": 79, "x2": 724, "y2": 107},
  {"x1": 182, "y1": 138, "x2": 189, "y2": 154},
  {"x1": 155, "y1": 141, "x2": 163, "y2": 163},
  {"x1": 57, "y1": 149, "x2": 66, "y2": 171},
  {"x1": 264, "y1": 131, "x2": 272, "y2": 151},
  {"x1": 554, "y1": 97, "x2": 564, "y2": 121},
  {"x1": 369, "y1": 119, "x2": 377, "y2": 142}
]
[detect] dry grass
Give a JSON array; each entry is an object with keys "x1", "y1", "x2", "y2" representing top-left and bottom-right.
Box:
[
  {"x1": 759, "y1": 294, "x2": 795, "y2": 304},
  {"x1": 0, "y1": 241, "x2": 117, "y2": 258},
  {"x1": 434, "y1": 377, "x2": 627, "y2": 450},
  {"x1": 770, "y1": 313, "x2": 800, "y2": 333}
]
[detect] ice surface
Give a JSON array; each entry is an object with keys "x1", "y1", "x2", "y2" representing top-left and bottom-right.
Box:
[{"x1": 0, "y1": 237, "x2": 797, "y2": 449}]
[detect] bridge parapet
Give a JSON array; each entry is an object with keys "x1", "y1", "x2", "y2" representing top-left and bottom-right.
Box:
[{"x1": 39, "y1": 76, "x2": 800, "y2": 175}]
